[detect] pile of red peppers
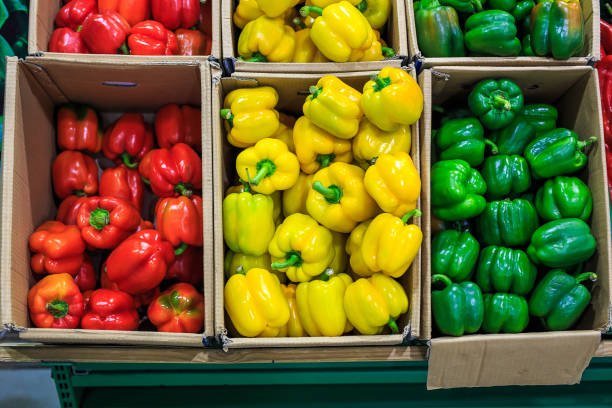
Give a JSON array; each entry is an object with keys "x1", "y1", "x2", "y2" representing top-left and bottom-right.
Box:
[
  {"x1": 50, "y1": 0, "x2": 212, "y2": 55},
  {"x1": 598, "y1": 10, "x2": 612, "y2": 196}
]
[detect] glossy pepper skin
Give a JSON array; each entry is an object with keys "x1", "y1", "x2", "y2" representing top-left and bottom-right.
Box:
[
  {"x1": 102, "y1": 113, "x2": 154, "y2": 168},
  {"x1": 489, "y1": 118, "x2": 535, "y2": 155},
  {"x1": 221, "y1": 87, "x2": 280, "y2": 148},
  {"x1": 149, "y1": 143, "x2": 203, "y2": 197},
  {"x1": 52, "y1": 150, "x2": 98, "y2": 199},
  {"x1": 431, "y1": 230, "x2": 480, "y2": 282},
  {"x1": 482, "y1": 293, "x2": 529, "y2": 333},
  {"x1": 527, "y1": 218, "x2": 596, "y2": 267},
  {"x1": 56, "y1": 196, "x2": 89, "y2": 226},
  {"x1": 272, "y1": 113, "x2": 296, "y2": 152},
  {"x1": 307, "y1": 162, "x2": 378, "y2": 233},
  {"x1": 148, "y1": 283, "x2": 204, "y2": 333},
  {"x1": 292, "y1": 28, "x2": 328, "y2": 62},
  {"x1": 128, "y1": 20, "x2": 178, "y2": 55},
  {"x1": 476, "y1": 246, "x2": 536, "y2": 295},
  {"x1": 99, "y1": 0, "x2": 150, "y2": 26},
  {"x1": 225, "y1": 268, "x2": 290, "y2": 337},
  {"x1": 57, "y1": 104, "x2": 102, "y2": 153},
  {"x1": 530, "y1": 270, "x2": 596, "y2": 331},
  {"x1": 357, "y1": 29, "x2": 395, "y2": 62},
  {"x1": 76, "y1": 196, "x2": 141, "y2": 249},
  {"x1": 225, "y1": 182, "x2": 282, "y2": 222},
  {"x1": 364, "y1": 152, "x2": 420, "y2": 217},
  {"x1": 176, "y1": 28, "x2": 212, "y2": 55},
  {"x1": 237, "y1": 16, "x2": 296, "y2": 62},
  {"x1": 293, "y1": 116, "x2": 353, "y2": 174},
  {"x1": 465, "y1": 11, "x2": 521, "y2": 57},
  {"x1": 30, "y1": 221, "x2": 86, "y2": 276},
  {"x1": 523, "y1": 129, "x2": 596, "y2": 179},
  {"x1": 361, "y1": 67, "x2": 424, "y2": 132},
  {"x1": 353, "y1": 118, "x2": 411, "y2": 166},
  {"x1": 223, "y1": 192, "x2": 275, "y2": 256},
  {"x1": 530, "y1": 0, "x2": 584, "y2": 60},
  {"x1": 81, "y1": 289, "x2": 140, "y2": 331},
  {"x1": 345, "y1": 273, "x2": 408, "y2": 335},
  {"x1": 100, "y1": 264, "x2": 160, "y2": 308},
  {"x1": 358, "y1": 0, "x2": 391, "y2": 29},
  {"x1": 56, "y1": 0, "x2": 97, "y2": 30},
  {"x1": 468, "y1": 78, "x2": 524, "y2": 130},
  {"x1": 535, "y1": 176, "x2": 592, "y2": 222},
  {"x1": 431, "y1": 274, "x2": 483, "y2": 336},
  {"x1": 269, "y1": 213, "x2": 335, "y2": 282},
  {"x1": 303, "y1": 75, "x2": 363, "y2": 139},
  {"x1": 296, "y1": 270, "x2": 353, "y2": 336},
  {"x1": 520, "y1": 104, "x2": 558, "y2": 135},
  {"x1": 257, "y1": 0, "x2": 300, "y2": 17},
  {"x1": 283, "y1": 173, "x2": 314, "y2": 216},
  {"x1": 81, "y1": 10, "x2": 131, "y2": 54},
  {"x1": 28, "y1": 274, "x2": 85, "y2": 329},
  {"x1": 74, "y1": 256, "x2": 96, "y2": 291},
  {"x1": 49, "y1": 28, "x2": 89, "y2": 53},
  {"x1": 435, "y1": 118, "x2": 496, "y2": 167},
  {"x1": 476, "y1": 199, "x2": 538, "y2": 247},
  {"x1": 438, "y1": 0, "x2": 485, "y2": 13},
  {"x1": 490, "y1": 0, "x2": 534, "y2": 20},
  {"x1": 346, "y1": 220, "x2": 375, "y2": 277},
  {"x1": 99, "y1": 165, "x2": 144, "y2": 212},
  {"x1": 415, "y1": 0, "x2": 466, "y2": 58},
  {"x1": 106, "y1": 229, "x2": 175, "y2": 294},
  {"x1": 224, "y1": 251, "x2": 272, "y2": 278},
  {"x1": 279, "y1": 284, "x2": 305, "y2": 337},
  {"x1": 151, "y1": 0, "x2": 200, "y2": 30},
  {"x1": 167, "y1": 246, "x2": 203, "y2": 285},
  {"x1": 431, "y1": 159, "x2": 487, "y2": 222},
  {"x1": 155, "y1": 195, "x2": 203, "y2": 250},
  {"x1": 481, "y1": 154, "x2": 531, "y2": 200},
  {"x1": 233, "y1": 0, "x2": 265, "y2": 28}
]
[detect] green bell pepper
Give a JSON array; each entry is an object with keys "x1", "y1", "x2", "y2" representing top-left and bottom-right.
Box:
[
  {"x1": 431, "y1": 159, "x2": 488, "y2": 221},
  {"x1": 524, "y1": 128, "x2": 597, "y2": 179},
  {"x1": 489, "y1": 118, "x2": 536, "y2": 155},
  {"x1": 476, "y1": 245, "x2": 537, "y2": 295},
  {"x1": 432, "y1": 230, "x2": 480, "y2": 282},
  {"x1": 482, "y1": 293, "x2": 529, "y2": 333},
  {"x1": 435, "y1": 118, "x2": 497, "y2": 167},
  {"x1": 439, "y1": 107, "x2": 473, "y2": 126},
  {"x1": 465, "y1": 11, "x2": 521, "y2": 57},
  {"x1": 520, "y1": 104, "x2": 558, "y2": 134},
  {"x1": 476, "y1": 198, "x2": 538, "y2": 246},
  {"x1": 481, "y1": 154, "x2": 532, "y2": 200},
  {"x1": 439, "y1": 0, "x2": 485, "y2": 13},
  {"x1": 489, "y1": 0, "x2": 535, "y2": 21},
  {"x1": 432, "y1": 274, "x2": 484, "y2": 336},
  {"x1": 415, "y1": 0, "x2": 466, "y2": 58},
  {"x1": 522, "y1": 34, "x2": 534, "y2": 55},
  {"x1": 535, "y1": 176, "x2": 592, "y2": 222},
  {"x1": 468, "y1": 78, "x2": 524, "y2": 130},
  {"x1": 529, "y1": 269, "x2": 597, "y2": 331},
  {"x1": 527, "y1": 218, "x2": 596, "y2": 267},
  {"x1": 530, "y1": 0, "x2": 584, "y2": 60}
]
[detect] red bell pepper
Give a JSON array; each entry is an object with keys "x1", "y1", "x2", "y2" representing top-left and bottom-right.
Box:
[
  {"x1": 57, "y1": 104, "x2": 103, "y2": 153},
  {"x1": 155, "y1": 195, "x2": 203, "y2": 252},
  {"x1": 102, "y1": 113, "x2": 154, "y2": 168},
  {"x1": 149, "y1": 143, "x2": 202, "y2": 197},
  {"x1": 74, "y1": 255, "x2": 97, "y2": 291},
  {"x1": 147, "y1": 283, "x2": 204, "y2": 333},
  {"x1": 151, "y1": 0, "x2": 201, "y2": 30},
  {"x1": 81, "y1": 289, "x2": 140, "y2": 330},
  {"x1": 198, "y1": 1, "x2": 212, "y2": 37},
  {"x1": 76, "y1": 196, "x2": 142, "y2": 249},
  {"x1": 128, "y1": 20, "x2": 179, "y2": 55},
  {"x1": 98, "y1": 0, "x2": 150, "y2": 26},
  {"x1": 99, "y1": 165, "x2": 144, "y2": 212},
  {"x1": 83, "y1": 290, "x2": 94, "y2": 305},
  {"x1": 166, "y1": 245, "x2": 203, "y2": 285},
  {"x1": 30, "y1": 221, "x2": 86, "y2": 276},
  {"x1": 49, "y1": 27, "x2": 89, "y2": 53},
  {"x1": 603, "y1": 20, "x2": 612, "y2": 56},
  {"x1": 607, "y1": 145, "x2": 612, "y2": 196},
  {"x1": 155, "y1": 104, "x2": 202, "y2": 151},
  {"x1": 81, "y1": 10, "x2": 131, "y2": 54},
  {"x1": 138, "y1": 150, "x2": 153, "y2": 185},
  {"x1": 101, "y1": 261, "x2": 160, "y2": 307},
  {"x1": 597, "y1": 54, "x2": 612, "y2": 146},
  {"x1": 28, "y1": 274, "x2": 85, "y2": 329},
  {"x1": 56, "y1": 195, "x2": 89, "y2": 225},
  {"x1": 137, "y1": 219, "x2": 155, "y2": 231},
  {"x1": 56, "y1": 0, "x2": 98, "y2": 30},
  {"x1": 176, "y1": 28, "x2": 211, "y2": 56},
  {"x1": 52, "y1": 150, "x2": 99, "y2": 199},
  {"x1": 105, "y1": 229, "x2": 175, "y2": 294}
]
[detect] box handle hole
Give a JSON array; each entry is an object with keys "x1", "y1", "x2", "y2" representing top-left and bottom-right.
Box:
[{"x1": 102, "y1": 81, "x2": 137, "y2": 87}]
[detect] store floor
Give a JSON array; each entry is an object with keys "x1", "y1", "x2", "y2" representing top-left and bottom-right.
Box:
[{"x1": 0, "y1": 368, "x2": 59, "y2": 408}]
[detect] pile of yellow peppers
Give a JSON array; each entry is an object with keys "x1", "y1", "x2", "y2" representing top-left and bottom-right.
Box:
[
  {"x1": 234, "y1": 0, "x2": 395, "y2": 63},
  {"x1": 222, "y1": 67, "x2": 424, "y2": 338}
]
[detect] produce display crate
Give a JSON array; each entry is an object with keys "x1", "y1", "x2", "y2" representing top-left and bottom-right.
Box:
[
  {"x1": 406, "y1": 0, "x2": 600, "y2": 67},
  {"x1": 221, "y1": 0, "x2": 407, "y2": 73},
  {"x1": 0, "y1": 57, "x2": 215, "y2": 346},
  {"x1": 419, "y1": 66, "x2": 612, "y2": 389},
  {"x1": 211, "y1": 67, "x2": 421, "y2": 348}
]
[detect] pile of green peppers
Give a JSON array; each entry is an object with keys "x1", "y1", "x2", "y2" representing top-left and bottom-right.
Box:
[
  {"x1": 414, "y1": 0, "x2": 584, "y2": 60},
  {"x1": 431, "y1": 77, "x2": 599, "y2": 337}
]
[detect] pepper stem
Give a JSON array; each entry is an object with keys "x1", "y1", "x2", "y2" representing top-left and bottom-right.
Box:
[
  {"x1": 432, "y1": 105, "x2": 445, "y2": 113},
  {"x1": 484, "y1": 139, "x2": 499, "y2": 155},
  {"x1": 472, "y1": 0, "x2": 483, "y2": 11},
  {"x1": 575, "y1": 272, "x2": 598, "y2": 284},
  {"x1": 312, "y1": 181, "x2": 342, "y2": 204},
  {"x1": 174, "y1": 242, "x2": 188, "y2": 256},
  {"x1": 356, "y1": 0, "x2": 367, "y2": 12},
  {"x1": 46, "y1": 299, "x2": 69, "y2": 319},
  {"x1": 249, "y1": 159, "x2": 277, "y2": 185},
  {"x1": 239, "y1": 179, "x2": 252, "y2": 193},
  {"x1": 388, "y1": 317, "x2": 399, "y2": 334},
  {"x1": 578, "y1": 136, "x2": 598, "y2": 151},
  {"x1": 367, "y1": 157, "x2": 378, "y2": 166},
  {"x1": 244, "y1": 52, "x2": 267, "y2": 62},
  {"x1": 76, "y1": 26, "x2": 83, "y2": 33},
  {"x1": 382, "y1": 47, "x2": 395, "y2": 58},
  {"x1": 316, "y1": 153, "x2": 335, "y2": 168},
  {"x1": 309, "y1": 85, "x2": 322, "y2": 99},
  {"x1": 220, "y1": 109, "x2": 234, "y2": 128},
  {"x1": 401, "y1": 209, "x2": 422, "y2": 224},
  {"x1": 493, "y1": 95, "x2": 512, "y2": 111},
  {"x1": 300, "y1": 6, "x2": 323, "y2": 16},
  {"x1": 319, "y1": 267, "x2": 334, "y2": 282},
  {"x1": 271, "y1": 251, "x2": 303, "y2": 269},
  {"x1": 74, "y1": 190, "x2": 87, "y2": 197},
  {"x1": 174, "y1": 183, "x2": 193, "y2": 197},
  {"x1": 141, "y1": 176, "x2": 151, "y2": 185},
  {"x1": 235, "y1": 266, "x2": 246, "y2": 275},
  {"x1": 121, "y1": 152, "x2": 137, "y2": 168},
  {"x1": 607, "y1": 2, "x2": 612, "y2": 16},
  {"x1": 292, "y1": 17, "x2": 306, "y2": 29},
  {"x1": 432, "y1": 274, "x2": 452, "y2": 289},
  {"x1": 119, "y1": 42, "x2": 129, "y2": 55},
  {"x1": 373, "y1": 76, "x2": 392, "y2": 92},
  {"x1": 89, "y1": 208, "x2": 110, "y2": 230}
]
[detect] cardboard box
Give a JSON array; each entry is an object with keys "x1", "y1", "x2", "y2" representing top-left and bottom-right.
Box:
[
  {"x1": 0, "y1": 57, "x2": 215, "y2": 346},
  {"x1": 211, "y1": 67, "x2": 421, "y2": 347},
  {"x1": 28, "y1": 0, "x2": 220, "y2": 60},
  {"x1": 406, "y1": 0, "x2": 600, "y2": 67},
  {"x1": 419, "y1": 66, "x2": 612, "y2": 388},
  {"x1": 221, "y1": 0, "x2": 407, "y2": 73}
]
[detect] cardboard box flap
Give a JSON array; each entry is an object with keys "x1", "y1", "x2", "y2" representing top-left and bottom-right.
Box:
[{"x1": 427, "y1": 331, "x2": 601, "y2": 389}]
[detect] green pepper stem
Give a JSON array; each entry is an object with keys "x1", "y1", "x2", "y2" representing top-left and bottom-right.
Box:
[
  {"x1": 89, "y1": 208, "x2": 110, "y2": 230},
  {"x1": 575, "y1": 272, "x2": 597, "y2": 284},
  {"x1": 367, "y1": 157, "x2": 378, "y2": 166},
  {"x1": 174, "y1": 242, "x2": 188, "y2": 256},
  {"x1": 316, "y1": 153, "x2": 335, "y2": 168},
  {"x1": 141, "y1": 176, "x2": 151, "y2": 185},
  {"x1": 472, "y1": 0, "x2": 483, "y2": 11},
  {"x1": 200, "y1": 0, "x2": 206, "y2": 3},
  {"x1": 300, "y1": 6, "x2": 323, "y2": 16},
  {"x1": 76, "y1": 26, "x2": 83, "y2": 33},
  {"x1": 373, "y1": 76, "x2": 392, "y2": 92},
  {"x1": 432, "y1": 105, "x2": 445, "y2": 113},
  {"x1": 484, "y1": 139, "x2": 499, "y2": 155},
  {"x1": 119, "y1": 42, "x2": 129, "y2": 55},
  {"x1": 432, "y1": 274, "x2": 452, "y2": 289},
  {"x1": 312, "y1": 181, "x2": 342, "y2": 204},
  {"x1": 607, "y1": 2, "x2": 612, "y2": 16},
  {"x1": 174, "y1": 183, "x2": 193, "y2": 197},
  {"x1": 239, "y1": 179, "x2": 252, "y2": 193},
  {"x1": 382, "y1": 47, "x2": 395, "y2": 58},
  {"x1": 388, "y1": 317, "x2": 399, "y2": 334},
  {"x1": 235, "y1": 266, "x2": 246, "y2": 275},
  {"x1": 271, "y1": 252, "x2": 303, "y2": 269},
  {"x1": 46, "y1": 299, "x2": 69, "y2": 319},
  {"x1": 356, "y1": 0, "x2": 367, "y2": 12},
  {"x1": 244, "y1": 52, "x2": 267, "y2": 62},
  {"x1": 319, "y1": 268, "x2": 334, "y2": 282},
  {"x1": 220, "y1": 108, "x2": 234, "y2": 128},
  {"x1": 309, "y1": 85, "x2": 322, "y2": 99},
  {"x1": 74, "y1": 190, "x2": 86, "y2": 197},
  {"x1": 578, "y1": 136, "x2": 598, "y2": 151},
  {"x1": 493, "y1": 95, "x2": 512, "y2": 111},
  {"x1": 249, "y1": 159, "x2": 277, "y2": 185},
  {"x1": 292, "y1": 17, "x2": 306, "y2": 29},
  {"x1": 401, "y1": 209, "x2": 422, "y2": 224},
  {"x1": 121, "y1": 152, "x2": 137, "y2": 168}
]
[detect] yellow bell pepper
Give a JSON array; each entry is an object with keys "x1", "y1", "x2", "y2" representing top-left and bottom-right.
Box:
[
  {"x1": 353, "y1": 117, "x2": 411, "y2": 166},
  {"x1": 360, "y1": 210, "x2": 422, "y2": 278},
  {"x1": 356, "y1": 30, "x2": 395, "y2": 61},
  {"x1": 221, "y1": 86, "x2": 280, "y2": 148},
  {"x1": 257, "y1": 0, "x2": 300, "y2": 18},
  {"x1": 292, "y1": 29, "x2": 329, "y2": 63},
  {"x1": 225, "y1": 183, "x2": 282, "y2": 222},
  {"x1": 223, "y1": 192, "x2": 276, "y2": 256},
  {"x1": 344, "y1": 273, "x2": 409, "y2": 335},
  {"x1": 361, "y1": 67, "x2": 424, "y2": 132},
  {"x1": 300, "y1": 1, "x2": 373, "y2": 63},
  {"x1": 303, "y1": 75, "x2": 363, "y2": 140},
  {"x1": 237, "y1": 16, "x2": 296, "y2": 62},
  {"x1": 271, "y1": 113, "x2": 296, "y2": 153},
  {"x1": 364, "y1": 152, "x2": 421, "y2": 217},
  {"x1": 293, "y1": 116, "x2": 353, "y2": 174},
  {"x1": 236, "y1": 138, "x2": 300, "y2": 195},
  {"x1": 306, "y1": 162, "x2": 378, "y2": 233},
  {"x1": 268, "y1": 213, "x2": 335, "y2": 282},
  {"x1": 305, "y1": 0, "x2": 359, "y2": 7},
  {"x1": 296, "y1": 270, "x2": 353, "y2": 336},
  {"x1": 292, "y1": 14, "x2": 316, "y2": 29},
  {"x1": 345, "y1": 220, "x2": 375, "y2": 277},
  {"x1": 233, "y1": 0, "x2": 264, "y2": 28},
  {"x1": 224, "y1": 250, "x2": 287, "y2": 283},
  {"x1": 329, "y1": 231, "x2": 348, "y2": 274},
  {"x1": 278, "y1": 284, "x2": 306, "y2": 337},
  {"x1": 282, "y1": 172, "x2": 314, "y2": 217},
  {"x1": 358, "y1": 0, "x2": 391, "y2": 29},
  {"x1": 224, "y1": 268, "x2": 290, "y2": 337}
]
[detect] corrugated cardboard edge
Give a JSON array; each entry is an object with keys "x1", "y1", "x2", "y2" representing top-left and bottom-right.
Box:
[{"x1": 19, "y1": 329, "x2": 203, "y2": 346}]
